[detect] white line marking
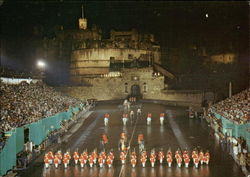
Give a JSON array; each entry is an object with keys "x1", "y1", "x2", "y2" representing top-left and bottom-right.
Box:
[
  {"x1": 118, "y1": 110, "x2": 139, "y2": 177},
  {"x1": 166, "y1": 110, "x2": 189, "y2": 150}
]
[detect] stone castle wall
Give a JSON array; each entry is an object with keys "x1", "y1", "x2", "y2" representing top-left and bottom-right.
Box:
[
  {"x1": 58, "y1": 68, "x2": 209, "y2": 107},
  {"x1": 70, "y1": 48, "x2": 160, "y2": 81}
]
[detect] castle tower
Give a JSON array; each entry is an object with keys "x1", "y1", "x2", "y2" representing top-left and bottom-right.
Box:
[{"x1": 79, "y1": 5, "x2": 87, "y2": 30}]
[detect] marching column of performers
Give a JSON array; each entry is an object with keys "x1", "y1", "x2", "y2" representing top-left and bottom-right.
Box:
[{"x1": 44, "y1": 146, "x2": 210, "y2": 169}]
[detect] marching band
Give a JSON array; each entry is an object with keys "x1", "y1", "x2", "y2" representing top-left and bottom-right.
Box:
[
  {"x1": 43, "y1": 101, "x2": 211, "y2": 171},
  {"x1": 44, "y1": 147, "x2": 210, "y2": 169}
]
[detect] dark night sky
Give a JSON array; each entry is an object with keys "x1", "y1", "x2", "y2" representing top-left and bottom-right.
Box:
[
  {"x1": 1, "y1": 1, "x2": 248, "y2": 39},
  {"x1": 0, "y1": 1, "x2": 249, "y2": 72}
]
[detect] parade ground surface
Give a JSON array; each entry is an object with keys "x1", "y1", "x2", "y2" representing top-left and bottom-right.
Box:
[{"x1": 19, "y1": 101, "x2": 245, "y2": 177}]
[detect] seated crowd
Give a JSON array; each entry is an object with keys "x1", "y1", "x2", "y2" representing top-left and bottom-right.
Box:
[
  {"x1": 0, "y1": 81, "x2": 83, "y2": 134},
  {"x1": 210, "y1": 88, "x2": 250, "y2": 124}
]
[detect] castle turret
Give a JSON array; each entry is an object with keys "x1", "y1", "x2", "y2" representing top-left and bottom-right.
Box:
[{"x1": 79, "y1": 5, "x2": 87, "y2": 30}]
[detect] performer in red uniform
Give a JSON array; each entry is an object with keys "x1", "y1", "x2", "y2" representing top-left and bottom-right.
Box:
[
  {"x1": 81, "y1": 151, "x2": 88, "y2": 166},
  {"x1": 122, "y1": 114, "x2": 128, "y2": 126},
  {"x1": 160, "y1": 113, "x2": 165, "y2": 125},
  {"x1": 140, "y1": 154, "x2": 147, "y2": 167},
  {"x1": 54, "y1": 156, "x2": 59, "y2": 168},
  {"x1": 55, "y1": 151, "x2": 62, "y2": 164},
  {"x1": 88, "y1": 155, "x2": 94, "y2": 168},
  {"x1": 150, "y1": 149, "x2": 156, "y2": 167},
  {"x1": 63, "y1": 157, "x2": 69, "y2": 168},
  {"x1": 120, "y1": 151, "x2": 126, "y2": 164},
  {"x1": 108, "y1": 151, "x2": 115, "y2": 164},
  {"x1": 199, "y1": 150, "x2": 204, "y2": 165},
  {"x1": 104, "y1": 113, "x2": 110, "y2": 126},
  {"x1": 91, "y1": 150, "x2": 98, "y2": 164},
  {"x1": 79, "y1": 155, "x2": 85, "y2": 168},
  {"x1": 158, "y1": 150, "x2": 164, "y2": 164},
  {"x1": 98, "y1": 155, "x2": 104, "y2": 168},
  {"x1": 44, "y1": 155, "x2": 49, "y2": 169},
  {"x1": 183, "y1": 150, "x2": 189, "y2": 159},
  {"x1": 184, "y1": 157, "x2": 190, "y2": 168},
  {"x1": 130, "y1": 155, "x2": 137, "y2": 168},
  {"x1": 203, "y1": 151, "x2": 210, "y2": 165},
  {"x1": 167, "y1": 156, "x2": 173, "y2": 167},
  {"x1": 176, "y1": 156, "x2": 182, "y2": 167},
  {"x1": 192, "y1": 149, "x2": 198, "y2": 163},
  {"x1": 106, "y1": 155, "x2": 113, "y2": 168},
  {"x1": 147, "y1": 113, "x2": 152, "y2": 125},
  {"x1": 73, "y1": 151, "x2": 79, "y2": 165},
  {"x1": 100, "y1": 151, "x2": 106, "y2": 164},
  {"x1": 47, "y1": 151, "x2": 54, "y2": 165},
  {"x1": 193, "y1": 157, "x2": 199, "y2": 168},
  {"x1": 138, "y1": 134, "x2": 144, "y2": 144},
  {"x1": 150, "y1": 155, "x2": 156, "y2": 167},
  {"x1": 65, "y1": 151, "x2": 71, "y2": 165}
]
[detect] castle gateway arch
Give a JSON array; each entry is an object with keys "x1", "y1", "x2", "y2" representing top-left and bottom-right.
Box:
[{"x1": 130, "y1": 84, "x2": 142, "y2": 99}]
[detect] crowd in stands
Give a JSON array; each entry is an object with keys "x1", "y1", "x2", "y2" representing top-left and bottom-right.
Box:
[
  {"x1": 0, "y1": 81, "x2": 83, "y2": 134},
  {"x1": 0, "y1": 66, "x2": 39, "y2": 79},
  {"x1": 210, "y1": 88, "x2": 250, "y2": 124}
]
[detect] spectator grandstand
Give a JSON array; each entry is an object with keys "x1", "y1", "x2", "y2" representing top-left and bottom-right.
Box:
[
  {"x1": 0, "y1": 67, "x2": 40, "y2": 79},
  {"x1": 0, "y1": 81, "x2": 83, "y2": 134},
  {"x1": 207, "y1": 88, "x2": 250, "y2": 174},
  {"x1": 211, "y1": 88, "x2": 250, "y2": 124}
]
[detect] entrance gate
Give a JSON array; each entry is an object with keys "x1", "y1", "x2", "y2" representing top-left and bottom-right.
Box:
[{"x1": 130, "y1": 84, "x2": 142, "y2": 100}]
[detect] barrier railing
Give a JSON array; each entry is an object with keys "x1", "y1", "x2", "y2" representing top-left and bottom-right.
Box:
[
  {"x1": 211, "y1": 109, "x2": 250, "y2": 149},
  {"x1": 0, "y1": 105, "x2": 84, "y2": 176}
]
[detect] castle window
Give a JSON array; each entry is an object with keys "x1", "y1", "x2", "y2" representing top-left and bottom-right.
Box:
[
  {"x1": 143, "y1": 82, "x2": 147, "y2": 93},
  {"x1": 110, "y1": 57, "x2": 115, "y2": 63},
  {"x1": 125, "y1": 83, "x2": 128, "y2": 93}
]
